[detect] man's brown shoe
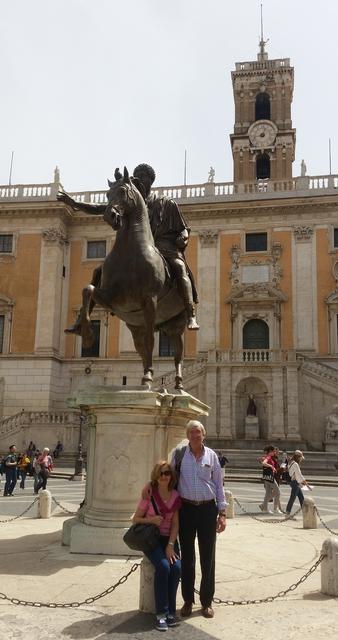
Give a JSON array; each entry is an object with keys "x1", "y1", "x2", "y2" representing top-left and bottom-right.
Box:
[
  {"x1": 201, "y1": 606, "x2": 214, "y2": 618},
  {"x1": 180, "y1": 602, "x2": 193, "y2": 617}
]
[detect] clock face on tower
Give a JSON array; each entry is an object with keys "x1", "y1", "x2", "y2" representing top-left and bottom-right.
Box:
[{"x1": 248, "y1": 120, "x2": 277, "y2": 149}]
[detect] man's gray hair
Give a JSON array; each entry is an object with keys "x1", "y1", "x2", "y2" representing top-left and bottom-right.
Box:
[{"x1": 186, "y1": 420, "x2": 206, "y2": 437}]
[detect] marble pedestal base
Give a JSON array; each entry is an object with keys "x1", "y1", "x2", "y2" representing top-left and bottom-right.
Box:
[
  {"x1": 62, "y1": 386, "x2": 209, "y2": 555},
  {"x1": 245, "y1": 416, "x2": 259, "y2": 439}
]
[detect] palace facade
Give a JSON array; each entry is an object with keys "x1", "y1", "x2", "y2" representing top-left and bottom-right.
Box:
[{"x1": 1, "y1": 41, "x2": 338, "y2": 453}]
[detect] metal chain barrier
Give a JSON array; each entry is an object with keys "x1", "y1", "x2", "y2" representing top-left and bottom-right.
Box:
[
  {"x1": 0, "y1": 561, "x2": 140, "y2": 608},
  {"x1": 0, "y1": 497, "x2": 39, "y2": 523},
  {"x1": 315, "y1": 506, "x2": 338, "y2": 536},
  {"x1": 234, "y1": 497, "x2": 302, "y2": 523},
  {"x1": 194, "y1": 554, "x2": 325, "y2": 605},
  {"x1": 51, "y1": 496, "x2": 78, "y2": 515}
]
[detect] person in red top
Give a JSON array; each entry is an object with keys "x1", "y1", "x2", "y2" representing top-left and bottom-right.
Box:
[
  {"x1": 133, "y1": 461, "x2": 181, "y2": 632},
  {"x1": 259, "y1": 445, "x2": 283, "y2": 514}
]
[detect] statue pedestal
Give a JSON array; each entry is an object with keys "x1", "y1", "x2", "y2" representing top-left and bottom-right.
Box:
[
  {"x1": 245, "y1": 415, "x2": 259, "y2": 439},
  {"x1": 62, "y1": 386, "x2": 209, "y2": 555}
]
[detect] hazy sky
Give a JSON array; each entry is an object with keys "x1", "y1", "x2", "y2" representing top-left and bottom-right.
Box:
[{"x1": 1, "y1": 0, "x2": 337, "y2": 191}]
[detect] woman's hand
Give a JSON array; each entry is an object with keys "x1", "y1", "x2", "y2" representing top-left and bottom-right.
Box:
[
  {"x1": 166, "y1": 544, "x2": 179, "y2": 565},
  {"x1": 149, "y1": 515, "x2": 163, "y2": 527}
]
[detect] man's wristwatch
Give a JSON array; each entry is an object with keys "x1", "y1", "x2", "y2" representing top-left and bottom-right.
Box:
[{"x1": 168, "y1": 541, "x2": 175, "y2": 546}]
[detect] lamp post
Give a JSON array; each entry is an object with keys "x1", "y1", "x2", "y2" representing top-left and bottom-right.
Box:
[{"x1": 72, "y1": 410, "x2": 85, "y2": 480}]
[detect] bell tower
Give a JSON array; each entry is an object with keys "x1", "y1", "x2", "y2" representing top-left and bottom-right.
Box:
[{"x1": 230, "y1": 36, "x2": 296, "y2": 184}]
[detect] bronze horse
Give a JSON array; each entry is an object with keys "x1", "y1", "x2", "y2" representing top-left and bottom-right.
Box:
[{"x1": 78, "y1": 167, "x2": 187, "y2": 389}]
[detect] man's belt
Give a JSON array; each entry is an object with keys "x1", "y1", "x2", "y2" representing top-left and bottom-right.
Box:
[{"x1": 181, "y1": 498, "x2": 215, "y2": 506}]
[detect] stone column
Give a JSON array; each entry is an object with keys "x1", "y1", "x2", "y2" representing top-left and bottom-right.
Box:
[
  {"x1": 286, "y1": 364, "x2": 301, "y2": 441},
  {"x1": 270, "y1": 368, "x2": 285, "y2": 439},
  {"x1": 62, "y1": 387, "x2": 209, "y2": 555},
  {"x1": 219, "y1": 366, "x2": 232, "y2": 439},
  {"x1": 35, "y1": 226, "x2": 68, "y2": 356},
  {"x1": 205, "y1": 354, "x2": 218, "y2": 437},
  {"x1": 198, "y1": 230, "x2": 219, "y2": 351}
]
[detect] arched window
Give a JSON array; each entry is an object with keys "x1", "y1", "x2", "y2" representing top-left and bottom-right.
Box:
[
  {"x1": 255, "y1": 92, "x2": 270, "y2": 120},
  {"x1": 256, "y1": 153, "x2": 270, "y2": 179},
  {"x1": 243, "y1": 319, "x2": 269, "y2": 349}
]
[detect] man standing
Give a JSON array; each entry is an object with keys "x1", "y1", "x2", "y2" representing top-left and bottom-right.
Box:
[
  {"x1": 172, "y1": 421, "x2": 227, "y2": 618},
  {"x1": 3, "y1": 444, "x2": 18, "y2": 496}
]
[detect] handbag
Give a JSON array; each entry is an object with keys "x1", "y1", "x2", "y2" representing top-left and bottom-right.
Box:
[
  {"x1": 262, "y1": 467, "x2": 275, "y2": 483},
  {"x1": 123, "y1": 496, "x2": 161, "y2": 552}
]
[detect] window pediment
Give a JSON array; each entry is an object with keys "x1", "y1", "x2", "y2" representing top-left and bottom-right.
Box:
[{"x1": 226, "y1": 283, "x2": 287, "y2": 305}]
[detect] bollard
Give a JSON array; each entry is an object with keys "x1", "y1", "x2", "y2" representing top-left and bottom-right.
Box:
[
  {"x1": 225, "y1": 490, "x2": 234, "y2": 519},
  {"x1": 302, "y1": 496, "x2": 317, "y2": 529},
  {"x1": 37, "y1": 489, "x2": 52, "y2": 518},
  {"x1": 321, "y1": 537, "x2": 338, "y2": 596},
  {"x1": 139, "y1": 556, "x2": 155, "y2": 613}
]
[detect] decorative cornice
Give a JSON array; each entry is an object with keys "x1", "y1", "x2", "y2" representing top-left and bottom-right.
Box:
[
  {"x1": 198, "y1": 229, "x2": 219, "y2": 247},
  {"x1": 42, "y1": 227, "x2": 68, "y2": 245},
  {"x1": 293, "y1": 226, "x2": 314, "y2": 241}
]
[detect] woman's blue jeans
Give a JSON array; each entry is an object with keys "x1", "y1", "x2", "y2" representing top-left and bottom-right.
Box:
[
  {"x1": 144, "y1": 537, "x2": 181, "y2": 615},
  {"x1": 286, "y1": 480, "x2": 304, "y2": 513}
]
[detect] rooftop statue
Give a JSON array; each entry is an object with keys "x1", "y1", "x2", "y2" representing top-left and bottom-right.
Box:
[{"x1": 57, "y1": 165, "x2": 199, "y2": 390}]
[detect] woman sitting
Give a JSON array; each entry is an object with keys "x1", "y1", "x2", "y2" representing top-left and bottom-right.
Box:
[{"x1": 133, "y1": 461, "x2": 182, "y2": 632}]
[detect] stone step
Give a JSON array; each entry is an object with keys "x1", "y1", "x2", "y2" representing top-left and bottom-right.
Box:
[{"x1": 209, "y1": 447, "x2": 338, "y2": 476}]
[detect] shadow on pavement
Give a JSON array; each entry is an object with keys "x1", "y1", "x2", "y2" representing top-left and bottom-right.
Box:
[{"x1": 62, "y1": 610, "x2": 220, "y2": 639}]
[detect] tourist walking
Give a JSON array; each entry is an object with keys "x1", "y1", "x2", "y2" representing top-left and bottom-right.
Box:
[
  {"x1": 133, "y1": 461, "x2": 181, "y2": 632},
  {"x1": 3, "y1": 445, "x2": 18, "y2": 496},
  {"x1": 259, "y1": 445, "x2": 283, "y2": 514},
  {"x1": 172, "y1": 420, "x2": 226, "y2": 619},
  {"x1": 17, "y1": 452, "x2": 31, "y2": 489},
  {"x1": 285, "y1": 450, "x2": 310, "y2": 517},
  {"x1": 36, "y1": 448, "x2": 52, "y2": 492}
]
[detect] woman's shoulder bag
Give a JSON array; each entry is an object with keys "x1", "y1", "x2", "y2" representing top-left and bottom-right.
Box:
[{"x1": 123, "y1": 496, "x2": 161, "y2": 553}]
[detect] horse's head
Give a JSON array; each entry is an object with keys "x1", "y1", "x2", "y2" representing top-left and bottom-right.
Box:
[{"x1": 105, "y1": 167, "x2": 146, "y2": 230}]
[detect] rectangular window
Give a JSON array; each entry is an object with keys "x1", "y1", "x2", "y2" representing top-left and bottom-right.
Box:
[
  {"x1": 81, "y1": 320, "x2": 100, "y2": 358},
  {"x1": 87, "y1": 240, "x2": 106, "y2": 259},
  {"x1": 159, "y1": 331, "x2": 175, "y2": 357},
  {"x1": 334, "y1": 228, "x2": 338, "y2": 248},
  {"x1": 0, "y1": 234, "x2": 13, "y2": 253},
  {"x1": 245, "y1": 232, "x2": 267, "y2": 252},
  {"x1": 0, "y1": 315, "x2": 4, "y2": 353}
]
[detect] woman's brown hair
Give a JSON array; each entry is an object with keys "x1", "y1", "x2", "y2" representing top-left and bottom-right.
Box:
[{"x1": 150, "y1": 460, "x2": 177, "y2": 491}]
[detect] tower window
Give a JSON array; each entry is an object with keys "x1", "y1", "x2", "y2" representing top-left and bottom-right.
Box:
[
  {"x1": 87, "y1": 240, "x2": 106, "y2": 259},
  {"x1": 0, "y1": 234, "x2": 13, "y2": 253},
  {"x1": 81, "y1": 320, "x2": 100, "y2": 357},
  {"x1": 245, "y1": 232, "x2": 267, "y2": 252},
  {"x1": 159, "y1": 331, "x2": 175, "y2": 357},
  {"x1": 256, "y1": 153, "x2": 270, "y2": 179},
  {"x1": 255, "y1": 92, "x2": 271, "y2": 120},
  {"x1": 334, "y1": 228, "x2": 338, "y2": 248}
]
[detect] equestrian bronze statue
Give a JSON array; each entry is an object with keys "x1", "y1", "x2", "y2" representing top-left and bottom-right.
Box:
[{"x1": 57, "y1": 166, "x2": 199, "y2": 389}]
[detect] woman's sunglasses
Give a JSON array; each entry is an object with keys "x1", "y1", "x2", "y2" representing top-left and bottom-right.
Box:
[{"x1": 159, "y1": 469, "x2": 171, "y2": 477}]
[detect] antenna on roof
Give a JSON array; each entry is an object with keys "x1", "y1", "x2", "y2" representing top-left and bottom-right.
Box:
[
  {"x1": 8, "y1": 151, "x2": 14, "y2": 186},
  {"x1": 258, "y1": 3, "x2": 269, "y2": 61}
]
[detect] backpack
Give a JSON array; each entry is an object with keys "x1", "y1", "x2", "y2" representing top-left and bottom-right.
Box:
[
  {"x1": 174, "y1": 445, "x2": 187, "y2": 481},
  {"x1": 0, "y1": 456, "x2": 8, "y2": 475}
]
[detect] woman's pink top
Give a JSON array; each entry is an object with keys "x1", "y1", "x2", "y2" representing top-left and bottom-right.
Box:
[
  {"x1": 265, "y1": 454, "x2": 278, "y2": 472},
  {"x1": 137, "y1": 489, "x2": 181, "y2": 536}
]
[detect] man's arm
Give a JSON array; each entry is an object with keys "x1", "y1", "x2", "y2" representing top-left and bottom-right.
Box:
[{"x1": 57, "y1": 191, "x2": 106, "y2": 215}]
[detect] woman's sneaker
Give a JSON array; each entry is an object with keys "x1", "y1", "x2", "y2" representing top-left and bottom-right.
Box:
[
  {"x1": 274, "y1": 508, "x2": 283, "y2": 514},
  {"x1": 155, "y1": 616, "x2": 168, "y2": 632},
  {"x1": 166, "y1": 615, "x2": 179, "y2": 627}
]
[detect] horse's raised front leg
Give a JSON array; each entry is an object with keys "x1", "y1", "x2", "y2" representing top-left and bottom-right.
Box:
[
  {"x1": 141, "y1": 296, "x2": 156, "y2": 388},
  {"x1": 80, "y1": 284, "x2": 114, "y2": 349},
  {"x1": 79, "y1": 285, "x2": 95, "y2": 348}
]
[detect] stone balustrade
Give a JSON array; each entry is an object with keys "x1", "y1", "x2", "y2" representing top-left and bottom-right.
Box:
[
  {"x1": 0, "y1": 409, "x2": 80, "y2": 440},
  {"x1": 0, "y1": 174, "x2": 337, "y2": 205}
]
